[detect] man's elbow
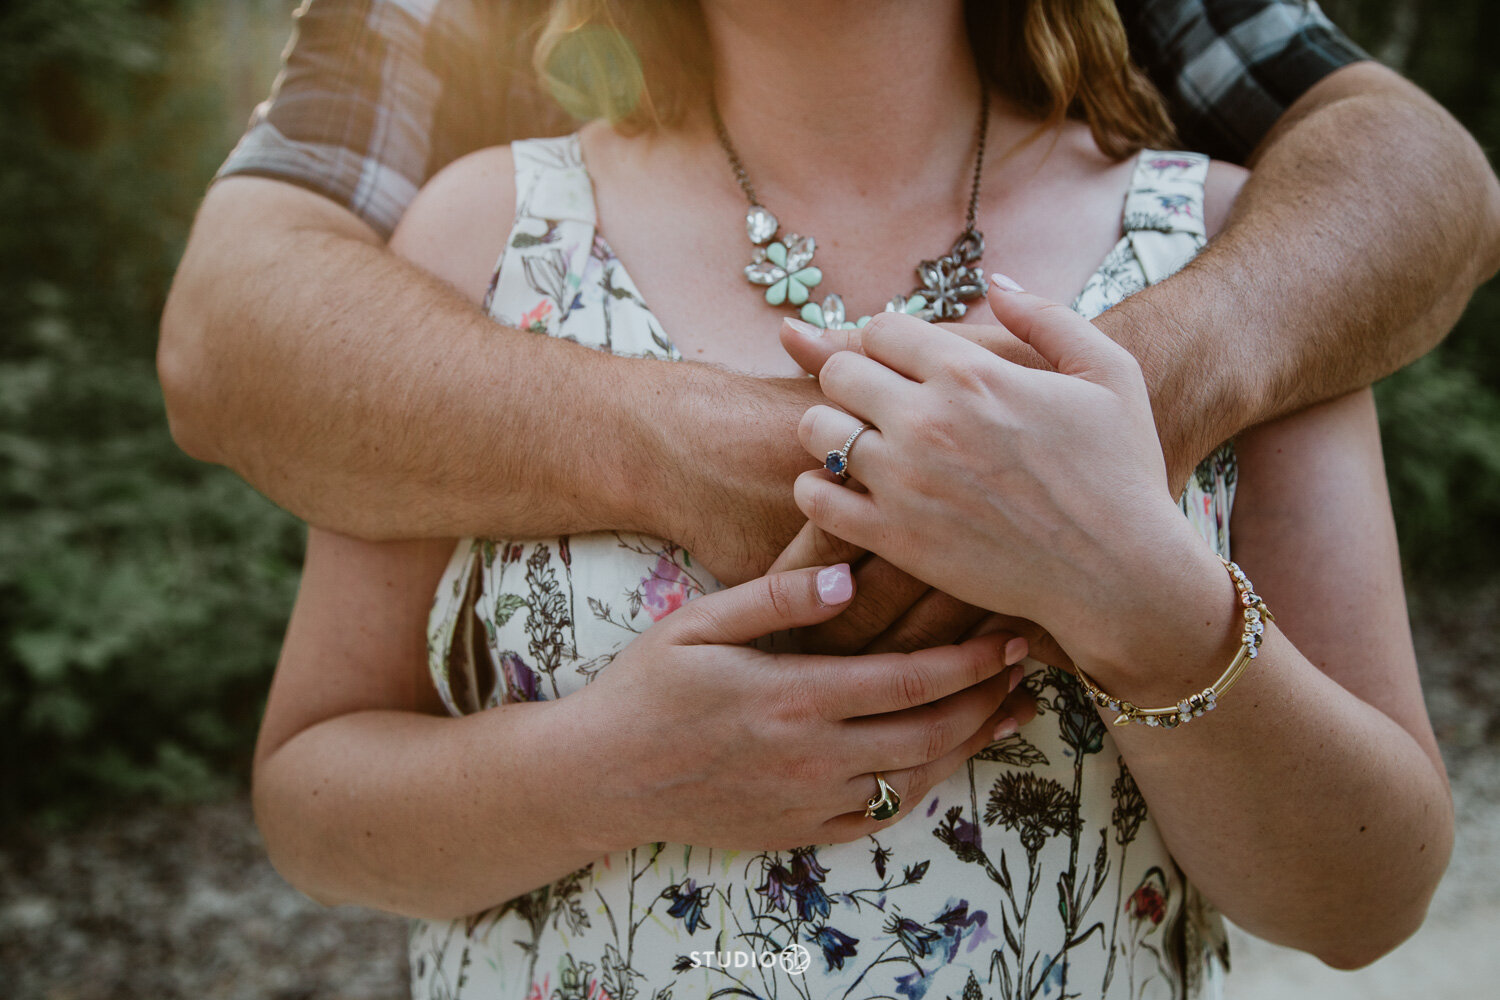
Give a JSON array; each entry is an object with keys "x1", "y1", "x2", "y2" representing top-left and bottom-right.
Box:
[
  {"x1": 157, "y1": 261, "x2": 226, "y2": 464},
  {"x1": 1478, "y1": 161, "x2": 1500, "y2": 283}
]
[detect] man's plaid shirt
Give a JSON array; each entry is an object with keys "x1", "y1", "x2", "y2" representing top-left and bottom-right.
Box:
[{"x1": 219, "y1": 0, "x2": 1367, "y2": 240}]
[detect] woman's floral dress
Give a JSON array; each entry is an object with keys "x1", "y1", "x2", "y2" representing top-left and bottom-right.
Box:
[{"x1": 411, "y1": 135, "x2": 1235, "y2": 1000}]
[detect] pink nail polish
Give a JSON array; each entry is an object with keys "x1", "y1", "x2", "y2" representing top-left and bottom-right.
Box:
[
  {"x1": 784, "y1": 317, "x2": 824, "y2": 338},
  {"x1": 990, "y1": 273, "x2": 1025, "y2": 293},
  {"x1": 992, "y1": 718, "x2": 1018, "y2": 741},
  {"x1": 1007, "y1": 665, "x2": 1024, "y2": 692},
  {"x1": 816, "y1": 563, "x2": 853, "y2": 605},
  {"x1": 1004, "y1": 637, "x2": 1029, "y2": 666}
]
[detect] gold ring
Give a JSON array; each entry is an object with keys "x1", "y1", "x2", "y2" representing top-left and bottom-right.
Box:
[{"x1": 863, "y1": 771, "x2": 901, "y2": 821}]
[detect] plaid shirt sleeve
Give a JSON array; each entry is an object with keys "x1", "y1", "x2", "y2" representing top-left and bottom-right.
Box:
[
  {"x1": 216, "y1": 0, "x2": 561, "y2": 240},
  {"x1": 216, "y1": 0, "x2": 447, "y2": 240},
  {"x1": 1118, "y1": 0, "x2": 1370, "y2": 164}
]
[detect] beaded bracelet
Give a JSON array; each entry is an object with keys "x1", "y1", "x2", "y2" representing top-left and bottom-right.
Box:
[{"x1": 1073, "y1": 555, "x2": 1274, "y2": 729}]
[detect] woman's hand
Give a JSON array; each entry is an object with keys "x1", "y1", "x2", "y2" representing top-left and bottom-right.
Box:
[
  {"x1": 790, "y1": 277, "x2": 1213, "y2": 672},
  {"x1": 569, "y1": 563, "x2": 1034, "y2": 854}
]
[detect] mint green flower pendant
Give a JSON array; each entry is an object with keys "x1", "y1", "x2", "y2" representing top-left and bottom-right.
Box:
[
  {"x1": 739, "y1": 208, "x2": 940, "y2": 327},
  {"x1": 745, "y1": 236, "x2": 822, "y2": 306}
]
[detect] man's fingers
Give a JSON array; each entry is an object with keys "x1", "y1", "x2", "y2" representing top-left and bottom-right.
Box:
[
  {"x1": 670, "y1": 564, "x2": 855, "y2": 646},
  {"x1": 780, "y1": 318, "x2": 862, "y2": 377},
  {"x1": 861, "y1": 590, "x2": 990, "y2": 655},
  {"x1": 973, "y1": 613, "x2": 1075, "y2": 673},
  {"x1": 768, "y1": 520, "x2": 865, "y2": 574},
  {"x1": 795, "y1": 558, "x2": 931, "y2": 654}
]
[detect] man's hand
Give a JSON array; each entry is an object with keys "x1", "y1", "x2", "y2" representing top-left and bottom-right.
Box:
[{"x1": 769, "y1": 521, "x2": 986, "y2": 654}]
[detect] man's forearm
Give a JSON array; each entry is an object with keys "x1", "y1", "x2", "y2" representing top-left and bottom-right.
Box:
[
  {"x1": 1098, "y1": 62, "x2": 1500, "y2": 489},
  {"x1": 158, "y1": 180, "x2": 813, "y2": 576}
]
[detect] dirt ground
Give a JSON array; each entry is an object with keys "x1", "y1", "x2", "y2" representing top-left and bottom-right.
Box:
[{"x1": 2, "y1": 584, "x2": 1496, "y2": 1000}]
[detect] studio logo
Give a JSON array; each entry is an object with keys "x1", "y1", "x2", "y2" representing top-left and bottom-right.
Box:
[
  {"x1": 686, "y1": 943, "x2": 811, "y2": 976},
  {"x1": 778, "y1": 943, "x2": 812, "y2": 974}
]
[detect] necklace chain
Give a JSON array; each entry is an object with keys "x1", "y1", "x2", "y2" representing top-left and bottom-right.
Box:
[{"x1": 711, "y1": 87, "x2": 990, "y2": 328}]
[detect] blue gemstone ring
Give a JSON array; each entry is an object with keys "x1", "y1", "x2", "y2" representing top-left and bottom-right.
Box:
[{"x1": 825, "y1": 424, "x2": 871, "y2": 482}]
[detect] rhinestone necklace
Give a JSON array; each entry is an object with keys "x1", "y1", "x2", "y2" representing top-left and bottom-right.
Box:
[{"x1": 711, "y1": 87, "x2": 988, "y2": 329}]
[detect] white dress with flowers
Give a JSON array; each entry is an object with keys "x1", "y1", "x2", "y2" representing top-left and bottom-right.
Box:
[{"x1": 409, "y1": 135, "x2": 1235, "y2": 1000}]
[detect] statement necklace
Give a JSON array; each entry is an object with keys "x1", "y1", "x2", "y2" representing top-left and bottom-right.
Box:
[{"x1": 711, "y1": 88, "x2": 989, "y2": 329}]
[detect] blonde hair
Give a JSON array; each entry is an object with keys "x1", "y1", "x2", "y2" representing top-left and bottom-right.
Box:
[{"x1": 534, "y1": 0, "x2": 1176, "y2": 159}]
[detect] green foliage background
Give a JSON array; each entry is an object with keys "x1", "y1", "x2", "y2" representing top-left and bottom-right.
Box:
[{"x1": 0, "y1": 0, "x2": 1496, "y2": 826}]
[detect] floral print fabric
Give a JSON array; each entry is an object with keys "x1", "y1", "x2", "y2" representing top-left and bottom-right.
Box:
[{"x1": 412, "y1": 136, "x2": 1233, "y2": 1000}]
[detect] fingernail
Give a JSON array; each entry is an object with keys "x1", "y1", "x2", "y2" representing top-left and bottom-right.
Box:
[
  {"x1": 1004, "y1": 637, "x2": 1029, "y2": 666},
  {"x1": 990, "y1": 273, "x2": 1025, "y2": 293},
  {"x1": 816, "y1": 563, "x2": 853, "y2": 605},
  {"x1": 992, "y1": 718, "x2": 1018, "y2": 741},
  {"x1": 784, "y1": 317, "x2": 824, "y2": 338},
  {"x1": 1007, "y1": 665, "x2": 1024, "y2": 692}
]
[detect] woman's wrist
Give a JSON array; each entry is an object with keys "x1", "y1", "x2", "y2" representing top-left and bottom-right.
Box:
[
  {"x1": 1067, "y1": 517, "x2": 1243, "y2": 708},
  {"x1": 529, "y1": 690, "x2": 653, "y2": 858}
]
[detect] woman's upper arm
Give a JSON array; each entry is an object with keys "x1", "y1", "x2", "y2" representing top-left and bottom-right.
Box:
[
  {"x1": 254, "y1": 529, "x2": 457, "y2": 766},
  {"x1": 1228, "y1": 388, "x2": 1442, "y2": 768},
  {"x1": 387, "y1": 144, "x2": 517, "y2": 304},
  {"x1": 254, "y1": 150, "x2": 518, "y2": 763}
]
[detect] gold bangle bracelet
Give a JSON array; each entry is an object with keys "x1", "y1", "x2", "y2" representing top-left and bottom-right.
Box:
[{"x1": 1072, "y1": 555, "x2": 1274, "y2": 729}]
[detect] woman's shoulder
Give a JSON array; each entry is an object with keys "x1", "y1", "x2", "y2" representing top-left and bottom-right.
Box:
[
  {"x1": 1202, "y1": 158, "x2": 1248, "y2": 240},
  {"x1": 1046, "y1": 122, "x2": 1246, "y2": 238},
  {"x1": 1122, "y1": 143, "x2": 1247, "y2": 241},
  {"x1": 389, "y1": 144, "x2": 522, "y2": 306}
]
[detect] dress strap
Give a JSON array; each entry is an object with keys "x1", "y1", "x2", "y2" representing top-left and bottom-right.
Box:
[
  {"x1": 510, "y1": 133, "x2": 597, "y2": 226},
  {"x1": 482, "y1": 133, "x2": 601, "y2": 334},
  {"x1": 1120, "y1": 150, "x2": 1211, "y2": 285}
]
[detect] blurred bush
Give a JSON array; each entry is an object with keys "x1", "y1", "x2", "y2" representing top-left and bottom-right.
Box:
[
  {"x1": 1322, "y1": 0, "x2": 1500, "y2": 579},
  {"x1": 0, "y1": 0, "x2": 1495, "y2": 827},
  {"x1": 0, "y1": 0, "x2": 305, "y2": 827}
]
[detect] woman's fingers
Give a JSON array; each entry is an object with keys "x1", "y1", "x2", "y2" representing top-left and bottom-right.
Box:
[
  {"x1": 821, "y1": 664, "x2": 1039, "y2": 834},
  {"x1": 817, "y1": 348, "x2": 915, "y2": 425},
  {"x1": 859, "y1": 310, "x2": 992, "y2": 382},
  {"x1": 809, "y1": 631, "x2": 1026, "y2": 721},
  {"x1": 781, "y1": 314, "x2": 1047, "y2": 378},
  {"x1": 793, "y1": 469, "x2": 881, "y2": 552},
  {"x1": 669, "y1": 563, "x2": 856, "y2": 646},
  {"x1": 986, "y1": 274, "x2": 1134, "y2": 383},
  {"x1": 797, "y1": 404, "x2": 888, "y2": 486},
  {"x1": 780, "y1": 318, "x2": 860, "y2": 376},
  {"x1": 899, "y1": 677, "x2": 1038, "y2": 785}
]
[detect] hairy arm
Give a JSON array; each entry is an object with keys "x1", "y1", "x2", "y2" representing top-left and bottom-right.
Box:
[
  {"x1": 1101, "y1": 61, "x2": 1500, "y2": 491},
  {"x1": 157, "y1": 174, "x2": 815, "y2": 582}
]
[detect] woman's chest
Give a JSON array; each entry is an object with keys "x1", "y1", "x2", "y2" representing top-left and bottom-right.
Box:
[{"x1": 582, "y1": 136, "x2": 1136, "y2": 376}]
